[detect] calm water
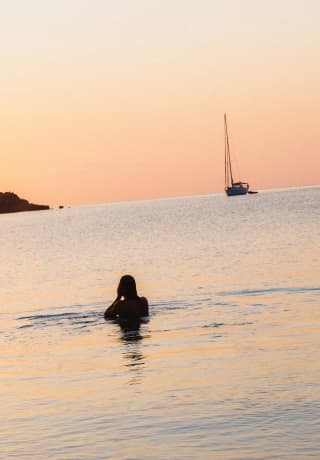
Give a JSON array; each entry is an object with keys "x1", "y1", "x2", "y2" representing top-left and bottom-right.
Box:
[{"x1": 1, "y1": 187, "x2": 320, "y2": 459}]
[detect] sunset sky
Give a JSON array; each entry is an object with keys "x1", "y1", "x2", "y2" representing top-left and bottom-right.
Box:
[{"x1": 1, "y1": 0, "x2": 319, "y2": 205}]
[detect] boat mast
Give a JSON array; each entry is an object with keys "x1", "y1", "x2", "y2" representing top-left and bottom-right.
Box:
[
  {"x1": 224, "y1": 114, "x2": 228, "y2": 188},
  {"x1": 224, "y1": 114, "x2": 234, "y2": 188}
]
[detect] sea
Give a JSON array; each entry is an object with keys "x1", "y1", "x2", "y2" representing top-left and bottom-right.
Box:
[{"x1": 1, "y1": 187, "x2": 319, "y2": 459}]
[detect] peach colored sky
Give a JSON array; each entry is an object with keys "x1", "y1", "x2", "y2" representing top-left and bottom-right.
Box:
[{"x1": 1, "y1": 0, "x2": 319, "y2": 205}]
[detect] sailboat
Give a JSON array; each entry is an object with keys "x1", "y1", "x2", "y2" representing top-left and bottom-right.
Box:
[{"x1": 224, "y1": 113, "x2": 250, "y2": 196}]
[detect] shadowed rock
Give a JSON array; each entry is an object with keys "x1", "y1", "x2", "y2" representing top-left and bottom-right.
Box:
[{"x1": 0, "y1": 192, "x2": 50, "y2": 214}]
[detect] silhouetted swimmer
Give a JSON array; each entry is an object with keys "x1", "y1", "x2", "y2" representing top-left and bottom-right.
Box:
[{"x1": 104, "y1": 275, "x2": 149, "y2": 320}]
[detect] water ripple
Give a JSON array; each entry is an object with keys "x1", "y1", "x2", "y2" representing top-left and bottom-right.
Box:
[
  {"x1": 217, "y1": 286, "x2": 320, "y2": 297},
  {"x1": 16, "y1": 308, "x2": 103, "y2": 330}
]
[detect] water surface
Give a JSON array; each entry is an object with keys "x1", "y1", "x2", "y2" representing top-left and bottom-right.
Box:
[{"x1": 1, "y1": 187, "x2": 320, "y2": 459}]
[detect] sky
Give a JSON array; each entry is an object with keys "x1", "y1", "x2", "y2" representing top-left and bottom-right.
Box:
[{"x1": 1, "y1": 0, "x2": 319, "y2": 205}]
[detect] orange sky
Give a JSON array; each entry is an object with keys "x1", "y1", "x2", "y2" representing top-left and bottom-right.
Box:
[{"x1": 1, "y1": 0, "x2": 319, "y2": 205}]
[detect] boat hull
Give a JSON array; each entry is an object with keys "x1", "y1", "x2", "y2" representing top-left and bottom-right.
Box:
[{"x1": 225, "y1": 186, "x2": 248, "y2": 196}]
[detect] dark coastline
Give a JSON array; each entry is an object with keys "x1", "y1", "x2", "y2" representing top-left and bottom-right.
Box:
[{"x1": 0, "y1": 192, "x2": 50, "y2": 214}]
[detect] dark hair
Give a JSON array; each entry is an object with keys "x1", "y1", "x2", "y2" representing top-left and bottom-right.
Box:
[{"x1": 118, "y1": 275, "x2": 138, "y2": 299}]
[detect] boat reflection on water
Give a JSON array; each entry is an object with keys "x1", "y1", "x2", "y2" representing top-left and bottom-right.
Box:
[{"x1": 117, "y1": 318, "x2": 150, "y2": 385}]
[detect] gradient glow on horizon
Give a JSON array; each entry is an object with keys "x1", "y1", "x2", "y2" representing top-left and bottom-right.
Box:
[{"x1": 1, "y1": 0, "x2": 319, "y2": 205}]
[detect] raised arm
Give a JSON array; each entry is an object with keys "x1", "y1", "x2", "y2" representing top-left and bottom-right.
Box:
[{"x1": 104, "y1": 296, "x2": 121, "y2": 319}]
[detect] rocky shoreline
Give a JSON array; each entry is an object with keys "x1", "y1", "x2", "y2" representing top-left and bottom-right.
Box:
[{"x1": 0, "y1": 192, "x2": 50, "y2": 214}]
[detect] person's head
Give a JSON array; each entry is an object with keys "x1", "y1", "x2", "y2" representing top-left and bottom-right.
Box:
[{"x1": 118, "y1": 275, "x2": 138, "y2": 299}]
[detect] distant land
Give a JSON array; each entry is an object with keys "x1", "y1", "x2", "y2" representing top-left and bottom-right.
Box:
[{"x1": 0, "y1": 192, "x2": 50, "y2": 214}]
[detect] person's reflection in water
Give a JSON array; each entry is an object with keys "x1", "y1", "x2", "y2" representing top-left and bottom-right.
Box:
[{"x1": 118, "y1": 318, "x2": 149, "y2": 386}]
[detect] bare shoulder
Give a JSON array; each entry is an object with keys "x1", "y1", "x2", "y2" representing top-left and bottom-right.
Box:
[{"x1": 139, "y1": 296, "x2": 149, "y2": 316}]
